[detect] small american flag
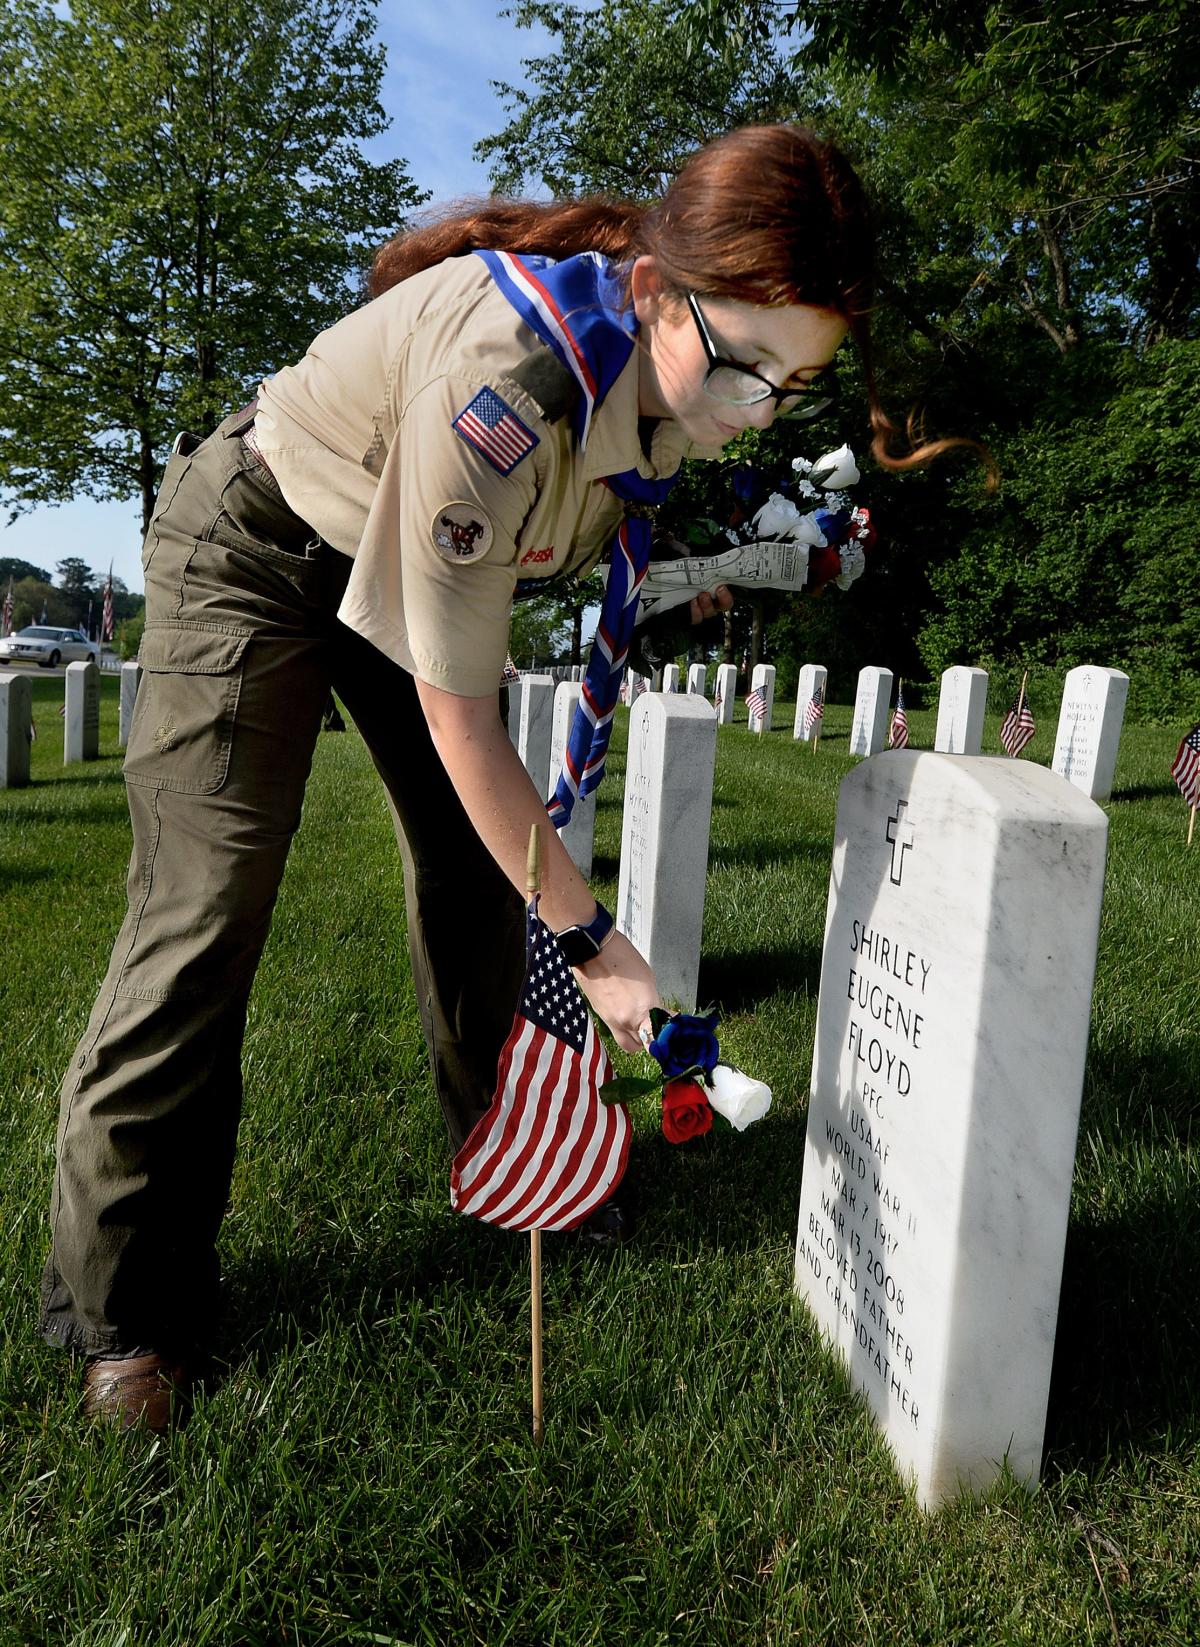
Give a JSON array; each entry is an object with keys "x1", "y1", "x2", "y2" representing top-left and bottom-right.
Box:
[
  {"x1": 1000, "y1": 693, "x2": 1036, "y2": 757},
  {"x1": 500, "y1": 654, "x2": 521, "y2": 685},
  {"x1": 1171, "y1": 720, "x2": 1200, "y2": 808},
  {"x1": 101, "y1": 565, "x2": 114, "y2": 642},
  {"x1": 889, "y1": 682, "x2": 909, "y2": 749},
  {"x1": 2, "y1": 578, "x2": 12, "y2": 637},
  {"x1": 802, "y1": 686, "x2": 824, "y2": 739},
  {"x1": 453, "y1": 387, "x2": 539, "y2": 475},
  {"x1": 746, "y1": 686, "x2": 767, "y2": 729},
  {"x1": 450, "y1": 897, "x2": 629, "y2": 1231}
]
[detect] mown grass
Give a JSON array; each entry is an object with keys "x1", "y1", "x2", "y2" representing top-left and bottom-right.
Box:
[{"x1": 0, "y1": 674, "x2": 1197, "y2": 1646}]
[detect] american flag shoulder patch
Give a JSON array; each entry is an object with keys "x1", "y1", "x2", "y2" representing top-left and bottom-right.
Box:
[{"x1": 452, "y1": 387, "x2": 539, "y2": 475}]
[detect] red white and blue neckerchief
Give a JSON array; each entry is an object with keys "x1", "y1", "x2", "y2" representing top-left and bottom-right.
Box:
[{"x1": 476, "y1": 249, "x2": 681, "y2": 828}]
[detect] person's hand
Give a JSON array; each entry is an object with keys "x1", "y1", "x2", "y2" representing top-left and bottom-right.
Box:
[
  {"x1": 688, "y1": 582, "x2": 733, "y2": 625},
  {"x1": 572, "y1": 929, "x2": 660, "y2": 1053}
]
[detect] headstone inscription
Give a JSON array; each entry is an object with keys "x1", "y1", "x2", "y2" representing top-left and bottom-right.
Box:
[
  {"x1": 714, "y1": 664, "x2": 736, "y2": 726},
  {"x1": 794, "y1": 751, "x2": 1107, "y2": 1508},
  {"x1": 1051, "y1": 666, "x2": 1130, "y2": 803},
  {"x1": 933, "y1": 666, "x2": 988, "y2": 756},
  {"x1": 849, "y1": 667, "x2": 893, "y2": 757},
  {"x1": 616, "y1": 694, "x2": 717, "y2": 1013},
  {"x1": 64, "y1": 660, "x2": 100, "y2": 764},
  {"x1": 662, "y1": 663, "x2": 680, "y2": 694},
  {"x1": 119, "y1": 662, "x2": 142, "y2": 749},
  {"x1": 794, "y1": 663, "x2": 829, "y2": 741},
  {"x1": 548, "y1": 682, "x2": 595, "y2": 878},
  {"x1": 0, "y1": 671, "x2": 32, "y2": 787},
  {"x1": 686, "y1": 663, "x2": 707, "y2": 696},
  {"x1": 749, "y1": 663, "x2": 776, "y2": 733},
  {"x1": 516, "y1": 674, "x2": 554, "y2": 799}
]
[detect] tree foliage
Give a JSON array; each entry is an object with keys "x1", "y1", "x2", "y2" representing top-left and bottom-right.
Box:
[{"x1": 0, "y1": 0, "x2": 424, "y2": 530}]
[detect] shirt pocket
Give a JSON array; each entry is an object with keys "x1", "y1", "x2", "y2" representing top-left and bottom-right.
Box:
[{"x1": 124, "y1": 621, "x2": 250, "y2": 796}]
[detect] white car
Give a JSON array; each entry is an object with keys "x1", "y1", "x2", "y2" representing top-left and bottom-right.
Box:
[{"x1": 0, "y1": 625, "x2": 98, "y2": 667}]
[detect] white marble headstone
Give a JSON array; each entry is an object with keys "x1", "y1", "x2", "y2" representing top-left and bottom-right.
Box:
[
  {"x1": 616, "y1": 694, "x2": 717, "y2": 1012},
  {"x1": 0, "y1": 671, "x2": 32, "y2": 787},
  {"x1": 1051, "y1": 666, "x2": 1129, "y2": 803},
  {"x1": 64, "y1": 660, "x2": 100, "y2": 764},
  {"x1": 119, "y1": 661, "x2": 142, "y2": 749},
  {"x1": 849, "y1": 667, "x2": 893, "y2": 757},
  {"x1": 714, "y1": 664, "x2": 736, "y2": 726},
  {"x1": 749, "y1": 663, "x2": 776, "y2": 733},
  {"x1": 547, "y1": 682, "x2": 595, "y2": 878},
  {"x1": 686, "y1": 663, "x2": 707, "y2": 697},
  {"x1": 795, "y1": 751, "x2": 1107, "y2": 1508},
  {"x1": 662, "y1": 664, "x2": 680, "y2": 694},
  {"x1": 516, "y1": 674, "x2": 554, "y2": 799},
  {"x1": 933, "y1": 667, "x2": 988, "y2": 756},
  {"x1": 503, "y1": 679, "x2": 525, "y2": 752},
  {"x1": 794, "y1": 663, "x2": 828, "y2": 741}
]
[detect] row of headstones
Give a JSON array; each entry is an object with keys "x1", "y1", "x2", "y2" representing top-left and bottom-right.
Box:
[{"x1": 0, "y1": 661, "x2": 143, "y2": 785}]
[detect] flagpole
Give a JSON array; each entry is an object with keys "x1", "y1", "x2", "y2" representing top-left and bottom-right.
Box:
[
  {"x1": 526, "y1": 823, "x2": 545, "y2": 1446},
  {"x1": 1017, "y1": 669, "x2": 1029, "y2": 715},
  {"x1": 1189, "y1": 804, "x2": 1196, "y2": 847}
]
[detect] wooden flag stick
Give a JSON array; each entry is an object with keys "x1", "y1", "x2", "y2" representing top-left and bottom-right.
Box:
[
  {"x1": 1189, "y1": 804, "x2": 1196, "y2": 847},
  {"x1": 1018, "y1": 669, "x2": 1030, "y2": 714},
  {"x1": 526, "y1": 824, "x2": 545, "y2": 1446}
]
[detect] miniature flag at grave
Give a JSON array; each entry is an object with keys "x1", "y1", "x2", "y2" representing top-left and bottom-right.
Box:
[
  {"x1": 889, "y1": 681, "x2": 909, "y2": 749},
  {"x1": 450, "y1": 897, "x2": 629, "y2": 1231},
  {"x1": 802, "y1": 684, "x2": 825, "y2": 740},
  {"x1": 501, "y1": 654, "x2": 521, "y2": 685},
  {"x1": 2, "y1": 578, "x2": 12, "y2": 637},
  {"x1": 1171, "y1": 721, "x2": 1200, "y2": 808},
  {"x1": 101, "y1": 563, "x2": 114, "y2": 642},
  {"x1": 1000, "y1": 680, "x2": 1036, "y2": 758},
  {"x1": 746, "y1": 685, "x2": 767, "y2": 729}
]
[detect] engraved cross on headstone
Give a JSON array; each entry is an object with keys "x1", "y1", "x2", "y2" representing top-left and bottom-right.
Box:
[{"x1": 885, "y1": 799, "x2": 914, "y2": 886}]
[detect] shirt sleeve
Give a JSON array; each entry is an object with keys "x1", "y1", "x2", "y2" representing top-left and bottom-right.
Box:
[{"x1": 337, "y1": 372, "x2": 545, "y2": 696}]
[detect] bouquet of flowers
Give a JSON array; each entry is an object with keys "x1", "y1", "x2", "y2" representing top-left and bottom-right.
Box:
[{"x1": 600, "y1": 1008, "x2": 772, "y2": 1144}]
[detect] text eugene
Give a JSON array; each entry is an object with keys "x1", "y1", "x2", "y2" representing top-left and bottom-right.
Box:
[{"x1": 844, "y1": 917, "x2": 931, "y2": 1120}]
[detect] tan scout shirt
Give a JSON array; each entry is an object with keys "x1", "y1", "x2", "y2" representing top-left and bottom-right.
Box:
[{"x1": 254, "y1": 254, "x2": 720, "y2": 697}]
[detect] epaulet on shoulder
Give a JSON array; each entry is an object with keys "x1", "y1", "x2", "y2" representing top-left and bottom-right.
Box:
[{"x1": 507, "y1": 345, "x2": 579, "y2": 426}]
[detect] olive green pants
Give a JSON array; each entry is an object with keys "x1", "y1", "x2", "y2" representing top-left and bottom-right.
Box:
[{"x1": 40, "y1": 413, "x2": 524, "y2": 1356}]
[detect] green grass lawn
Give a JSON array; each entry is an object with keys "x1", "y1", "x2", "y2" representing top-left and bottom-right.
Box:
[{"x1": 1, "y1": 675, "x2": 1197, "y2": 1645}]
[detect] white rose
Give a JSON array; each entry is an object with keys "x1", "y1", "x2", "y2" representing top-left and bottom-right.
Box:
[
  {"x1": 751, "y1": 492, "x2": 803, "y2": 538},
  {"x1": 706, "y1": 1062, "x2": 772, "y2": 1131},
  {"x1": 809, "y1": 444, "x2": 860, "y2": 490}
]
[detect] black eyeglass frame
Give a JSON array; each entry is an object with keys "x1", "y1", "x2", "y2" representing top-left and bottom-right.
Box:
[{"x1": 686, "y1": 291, "x2": 837, "y2": 421}]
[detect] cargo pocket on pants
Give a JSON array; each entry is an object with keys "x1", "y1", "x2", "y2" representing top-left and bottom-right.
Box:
[{"x1": 124, "y1": 621, "x2": 250, "y2": 795}]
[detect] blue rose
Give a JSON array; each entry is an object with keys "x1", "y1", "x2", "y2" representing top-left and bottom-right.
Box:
[{"x1": 649, "y1": 1011, "x2": 721, "y2": 1079}]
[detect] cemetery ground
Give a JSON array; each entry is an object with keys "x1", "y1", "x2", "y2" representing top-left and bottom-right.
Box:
[{"x1": 1, "y1": 675, "x2": 1198, "y2": 1647}]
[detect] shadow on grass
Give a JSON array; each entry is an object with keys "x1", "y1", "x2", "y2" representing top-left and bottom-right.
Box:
[
  {"x1": 707, "y1": 837, "x2": 830, "y2": 871},
  {"x1": 699, "y1": 942, "x2": 823, "y2": 1009},
  {"x1": 1110, "y1": 781, "x2": 1178, "y2": 802}
]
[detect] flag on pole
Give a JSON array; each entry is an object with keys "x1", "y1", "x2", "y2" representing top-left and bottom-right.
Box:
[
  {"x1": 102, "y1": 564, "x2": 114, "y2": 642},
  {"x1": 500, "y1": 654, "x2": 521, "y2": 685},
  {"x1": 450, "y1": 897, "x2": 630, "y2": 1231},
  {"x1": 889, "y1": 681, "x2": 909, "y2": 749},
  {"x1": 802, "y1": 684, "x2": 825, "y2": 739},
  {"x1": 746, "y1": 686, "x2": 767, "y2": 729},
  {"x1": 2, "y1": 578, "x2": 12, "y2": 637},
  {"x1": 1000, "y1": 690, "x2": 1036, "y2": 757},
  {"x1": 1171, "y1": 721, "x2": 1200, "y2": 808}
]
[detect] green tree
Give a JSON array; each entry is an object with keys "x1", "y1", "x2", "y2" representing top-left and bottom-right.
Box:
[{"x1": 0, "y1": 0, "x2": 425, "y2": 532}]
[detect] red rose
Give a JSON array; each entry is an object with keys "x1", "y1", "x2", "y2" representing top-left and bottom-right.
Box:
[{"x1": 661, "y1": 1078, "x2": 713, "y2": 1145}]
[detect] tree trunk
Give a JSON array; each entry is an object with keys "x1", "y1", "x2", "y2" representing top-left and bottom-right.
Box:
[
  {"x1": 571, "y1": 605, "x2": 583, "y2": 665},
  {"x1": 139, "y1": 426, "x2": 157, "y2": 537}
]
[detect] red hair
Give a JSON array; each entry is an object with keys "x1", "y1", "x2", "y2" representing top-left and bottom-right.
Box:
[{"x1": 369, "y1": 126, "x2": 987, "y2": 477}]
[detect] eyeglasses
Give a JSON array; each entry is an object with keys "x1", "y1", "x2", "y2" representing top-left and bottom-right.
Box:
[{"x1": 686, "y1": 292, "x2": 837, "y2": 421}]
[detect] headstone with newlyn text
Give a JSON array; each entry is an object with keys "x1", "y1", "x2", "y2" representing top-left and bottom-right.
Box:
[
  {"x1": 795, "y1": 750, "x2": 1107, "y2": 1508},
  {"x1": 933, "y1": 666, "x2": 988, "y2": 756},
  {"x1": 516, "y1": 674, "x2": 554, "y2": 800},
  {"x1": 794, "y1": 663, "x2": 828, "y2": 741},
  {"x1": 547, "y1": 682, "x2": 595, "y2": 879},
  {"x1": 119, "y1": 661, "x2": 142, "y2": 749},
  {"x1": 662, "y1": 663, "x2": 680, "y2": 694},
  {"x1": 687, "y1": 663, "x2": 707, "y2": 697},
  {"x1": 749, "y1": 663, "x2": 776, "y2": 734},
  {"x1": 0, "y1": 671, "x2": 32, "y2": 788},
  {"x1": 848, "y1": 666, "x2": 893, "y2": 757},
  {"x1": 617, "y1": 694, "x2": 717, "y2": 1013},
  {"x1": 714, "y1": 663, "x2": 736, "y2": 726},
  {"x1": 64, "y1": 660, "x2": 100, "y2": 765},
  {"x1": 1051, "y1": 666, "x2": 1130, "y2": 804}
]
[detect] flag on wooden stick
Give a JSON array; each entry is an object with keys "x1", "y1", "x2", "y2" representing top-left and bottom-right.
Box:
[
  {"x1": 802, "y1": 684, "x2": 824, "y2": 741},
  {"x1": 1000, "y1": 676, "x2": 1036, "y2": 757},
  {"x1": 1171, "y1": 721, "x2": 1200, "y2": 808},
  {"x1": 746, "y1": 686, "x2": 767, "y2": 730},
  {"x1": 889, "y1": 681, "x2": 909, "y2": 749},
  {"x1": 101, "y1": 563, "x2": 114, "y2": 642}
]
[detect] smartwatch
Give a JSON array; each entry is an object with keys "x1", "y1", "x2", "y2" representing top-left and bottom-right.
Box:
[{"x1": 554, "y1": 901, "x2": 615, "y2": 966}]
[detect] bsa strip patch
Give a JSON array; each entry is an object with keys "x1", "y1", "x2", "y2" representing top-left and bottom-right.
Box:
[
  {"x1": 452, "y1": 387, "x2": 538, "y2": 475},
  {"x1": 431, "y1": 502, "x2": 495, "y2": 563}
]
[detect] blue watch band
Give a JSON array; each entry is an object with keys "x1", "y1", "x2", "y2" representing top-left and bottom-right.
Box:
[{"x1": 554, "y1": 901, "x2": 615, "y2": 966}]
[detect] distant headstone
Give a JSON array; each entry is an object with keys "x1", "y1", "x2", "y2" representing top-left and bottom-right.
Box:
[
  {"x1": 617, "y1": 694, "x2": 717, "y2": 1012},
  {"x1": 503, "y1": 679, "x2": 525, "y2": 751},
  {"x1": 686, "y1": 664, "x2": 707, "y2": 696},
  {"x1": 572, "y1": 665, "x2": 584, "y2": 683},
  {"x1": 1051, "y1": 666, "x2": 1130, "y2": 803},
  {"x1": 119, "y1": 661, "x2": 142, "y2": 749},
  {"x1": 795, "y1": 751, "x2": 1107, "y2": 1508},
  {"x1": 516, "y1": 674, "x2": 554, "y2": 799},
  {"x1": 714, "y1": 663, "x2": 736, "y2": 726},
  {"x1": 933, "y1": 667, "x2": 988, "y2": 756},
  {"x1": 849, "y1": 667, "x2": 893, "y2": 757},
  {"x1": 662, "y1": 664, "x2": 680, "y2": 694},
  {"x1": 749, "y1": 663, "x2": 776, "y2": 733},
  {"x1": 547, "y1": 682, "x2": 595, "y2": 878},
  {"x1": 794, "y1": 663, "x2": 828, "y2": 741},
  {"x1": 64, "y1": 660, "x2": 100, "y2": 764},
  {"x1": 0, "y1": 671, "x2": 32, "y2": 787}
]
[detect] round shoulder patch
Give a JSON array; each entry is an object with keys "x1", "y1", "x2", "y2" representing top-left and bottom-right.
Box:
[{"x1": 431, "y1": 502, "x2": 495, "y2": 564}]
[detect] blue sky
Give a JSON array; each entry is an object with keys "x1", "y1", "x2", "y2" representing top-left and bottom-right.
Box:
[{"x1": 1, "y1": 1, "x2": 556, "y2": 597}]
